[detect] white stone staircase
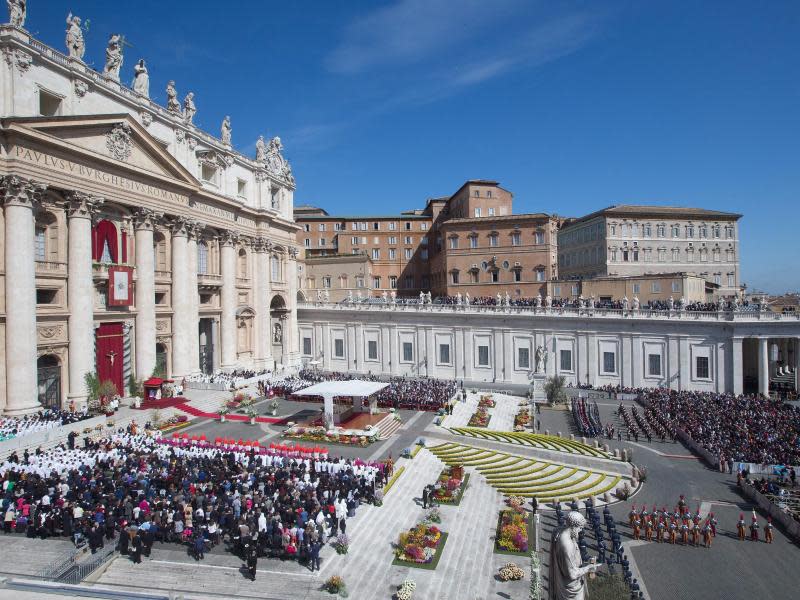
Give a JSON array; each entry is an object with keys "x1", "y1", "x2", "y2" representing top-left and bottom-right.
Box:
[{"x1": 376, "y1": 412, "x2": 403, "y2": 440}]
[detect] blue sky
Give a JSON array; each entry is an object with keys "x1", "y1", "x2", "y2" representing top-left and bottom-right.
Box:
[{"x1": 29, "y1": 1, "x2": 799, "y2": 293}]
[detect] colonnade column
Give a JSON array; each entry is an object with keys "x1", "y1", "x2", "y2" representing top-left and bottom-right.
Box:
[
  {"x1": 133, "y1": 208, "x2": 160, "y2": 380},
  {"x1": 795, "y1": 338, "x2": 800, "y2": 394},
  {"x1": 65, "y1": 192, "x2": 103, "y2": 408},
  {"x1": 731, "y1": 337, "x2": 743, "y2": 396},
  {"x1": 253, "y1": 237, "x2": 272, "y2": 369},
  {"x1": 186, "y1": 222, "x2": 200, "y2": 374},
  {"x1": 169, "y1": 218, "x2": 191, "y2": 378},
  {"x1": 758, "y1": 337, "x2": 770, "y2": 397},
  {"x1": 220, "y1": 231, "x2": 238, "y2": 369},
  {"x1": 286, "y1": 247, "x2": 300, "y2": 367},
  {"x1": 1, "y1": 176, "x2": 45, "y2": 414}
]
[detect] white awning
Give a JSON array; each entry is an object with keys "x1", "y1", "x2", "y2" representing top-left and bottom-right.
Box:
[{"x1": 293, "y1": 380, "x2": 389, "y2": 398}]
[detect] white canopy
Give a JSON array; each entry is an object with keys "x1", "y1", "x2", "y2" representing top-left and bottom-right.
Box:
[{"x1": 293, "y1": 380, "x2": 389, "y2": 398}]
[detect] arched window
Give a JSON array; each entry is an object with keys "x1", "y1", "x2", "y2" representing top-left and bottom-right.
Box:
[
  {"x1": 153, "y1": 232, "x2": 168, "y2": 271},
  {"x1": 237, "y1": 248, "x2": 248, "y2": 278},
  {"x1": 92, "y1": 219, "x2": 121, "y2": 263},
  {"x1": 35, "y1": 211, "x2": 60, "y2": 263},
  {"x1": 271, "y1": 254, "x2": 281, "y2": 282}
]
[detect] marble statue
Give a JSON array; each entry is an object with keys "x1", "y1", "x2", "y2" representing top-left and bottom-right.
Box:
[
  {"x1": 535, "y1": 294, "x2": 542, "y2": 308},
  {"x1": 102, "y1": 34, "x2": 124, "y2": 81},
  {"x1": 273, "y1": 322, "x2": 282, "y2": 344},
  {"x1": 545, "y1": 295, "x2": 552, "y2": 308},
  {"x1": 632, "y1": 296, "x2": 640, "y2": 310},
  {"x1": 166, "y1": 81, "x2": 181, "y2": 114},
  {"x1": 381, "y1": 290, "x2": 388, "y2": 302},
  {"x1": 255, "y1": 135, "x2": 267, "y2": 162},
  {"x1": 505, "y1": 292, "x2": 511, "y2": 306},
  {"x1": 183, "y1": 92, "x2": 196, "y2": 124},
  {"x1": 221, "y1": 116, "x2": 232, "y2": 146},
  {"x1": 622, "y1": 296, "x2": 629, "y2": 311},
  {"x1": 65, "y1": 12, "x2": 85, "y2": 60},
  {"x1": 324, "y1": 290, "x2": 330, "y2": 303},
  {"x1": 356, "y1": 291, "x2": 362, "y2": 302},
  {"x1": 426, "y1": 292, "x2": 432, "y2": 304},
  {"x1": 535, "y1": 346, "x2": 547, "y2": 374},
  {"x1": 456, "y1": 292, "x2": 462, "y2": 305},
  {"x1": 7, "y1": 0, "x2": 25, "y2": 27},
  {"x1": 465, "y1": 292, "x2": 471, "y2": 306},
  {"x1": 317, "y1": 290, "x2": 323, "y2": 302},
  {"x1": 346, "y1": 291, "x2": 353, "y2": 303},
  {"x1": 390, "y1": 291, "x2": 396, "y2": 304},
  {"x1": 496, "y1": 293, "x2": 502, "y2": 306},
  {"x1": 419, "y1": 291, "x2": 425, "y2": 304},
  {"x1": 679, "y1": 296, "x2": 686, "y2": 310},
  {"x1": 548, "y1": 511, "x2": 598, "y2": 600},
  {"x1": 668, "y1": 296, "x2": 674, "y2": 310},
  {"x1": 132, "y1": 59, "x2": 149, "y2": 97}
]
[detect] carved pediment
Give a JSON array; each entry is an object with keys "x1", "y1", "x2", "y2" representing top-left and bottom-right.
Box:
[{"x1": 4, "y1": 114, "x2": 198, "y2": 187}]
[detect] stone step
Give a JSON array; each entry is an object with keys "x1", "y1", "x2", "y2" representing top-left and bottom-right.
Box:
[{"x1": 376, "y1": 413, "x2": 403, "y2": 440}]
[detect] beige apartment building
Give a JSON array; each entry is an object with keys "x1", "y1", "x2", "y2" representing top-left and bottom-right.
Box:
[
  {"x1": 557, "y1": 205, "x2": 742, "y2": 297},
  {"x1": 296, "y1": 180, "x2": 561, "y2": 300},
  {"x1": 547, "y1": 273, "x2": 712, "y2": 304}
]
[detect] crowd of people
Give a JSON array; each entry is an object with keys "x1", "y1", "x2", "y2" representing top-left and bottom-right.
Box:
[
  {"x1": 258, "y1": 370, "x2": 458, "y2": 412},
  {"x1": 570, "y1": 398, "x2": 604, "y2": 437},
  {"x1": 642, "y1": 389, "x2": 800, "y2": 465},
  {"x1": 0, "y1": 427, "x2": 387, "y2": 574},
  {"x1": 0, "y1": 409, "x2": 92, "y2": 442}
]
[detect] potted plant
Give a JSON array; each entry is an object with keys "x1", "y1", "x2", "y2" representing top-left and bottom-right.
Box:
[
  {"x1": 217, "y1": 403, "x2": 229, "y2": 423},
  {"x1": 245, "y1": 406, "x2": 258, "y2": 425},
  {"x1": 268, "y1": 398, "x2": 279, "y2": 416}
]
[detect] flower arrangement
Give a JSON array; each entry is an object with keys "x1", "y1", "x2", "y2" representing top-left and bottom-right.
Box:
[
  {"x1": 507, "y1": 496, "x2": 526, "y2": 511},
  {"x1": 397, "y1": 578, "x2": 416, "y2": 600},
  {"x1": 324, "y1": 575, "x2": 347, "y2": 596},
  {"x1": 394, "y1": 523, "x2": 445, "y2": 565},
  {"x1": 432, "y1": 467, "x2": 467, "y2": 504},
  {"x1": 496, "y1": 510, "x2": 529, "y2": 553},
  {"x1": 468, "y1": 406, "x2": 490, "y2": 427},
  {"x1": 423, "y1": 507, "x2": 441, "y2": 524},
  {"x1": 514, "y1": 409, "x2": 531, "y2": 429},
  {"x1": 478, "y1": 395, "x2": 496, "y2": 408},
  {"x1": 616, "y1": 482, "x2": 632, "y2": 500},
  {"x1": 373, "y1": 489, "x2": 384, "y2": 507},
  {"x1": 333, "y1": 533, "x2": 349, "y2": 555},
  {"x1": 499, "y1": 562, "x2": 525, "y2": 581}
]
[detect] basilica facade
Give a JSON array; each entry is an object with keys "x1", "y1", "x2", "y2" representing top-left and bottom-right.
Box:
[{"x1": 0, "y1": 20, "x2": 301, "y2": 413}]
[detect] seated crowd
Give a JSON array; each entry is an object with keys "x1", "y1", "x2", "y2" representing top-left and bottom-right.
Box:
[
  {"x1": 259, "y1": 370, "x2": 458, "y2": 412},
  {"x1": 0, "y1": 428, "x2": 385, "y2": 567},
  {"x1": 0, "y1": 409, "x2": 91, "y2": 442},
  {"x1": 642, "y1": 389, "x2": 800, "y2": 465}
]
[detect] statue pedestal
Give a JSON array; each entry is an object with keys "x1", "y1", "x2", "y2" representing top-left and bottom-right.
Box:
[{"x1": 530, "y1": 374, "x2": 547, "y2": 404}]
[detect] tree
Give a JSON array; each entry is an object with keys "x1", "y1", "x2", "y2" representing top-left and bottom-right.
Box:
[{"x1": 544, "y1": 375, "x2": 566, "y2": 405}]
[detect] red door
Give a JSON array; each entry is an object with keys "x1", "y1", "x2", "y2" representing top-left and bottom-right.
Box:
[{"x1": 96, "y1": 322, "x2": 124, "y2": 395}]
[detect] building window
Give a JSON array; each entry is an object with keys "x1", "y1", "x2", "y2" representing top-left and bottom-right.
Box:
[
  {"x1": 388, "y1": 248, "x2": 396, "y2": 260},
  {"x1": 714, "y1": 274, "x2": 721, "y2": 285},
  {"x1": 491, "y1": 270, "x2": 499, "y2": 283},
  {"x1": 449, "y1": 237, "x2": 458, "y2": 249},
  {"x1": 317, "y1": 223, "x2": 325, "y2": 232},
  {"x1": 35, "y1": 227, "x2": 47, "y2": 261},
  {"x1": 696, "y1": 356, "x2": 710, "y2": 379},
  {"x1": 477, "y1": 345, "x2": 490, "y2": 367},
  {"x1": 302, "y1": 337, "x2": 312, "y2": 356},
  {"x1": 644, "y1": 224, "x2": 652, "y2": 237},
  {"x1": 602, "y1": 351, "x2": 616, "y2": 374},
  {"x1": 367, "y1": 340, "x2": 378, "y2": 360},
  {"x1": 236, "y1": 179, "x2": 247, "y2": 198},
  {"x1": 372, "y1": 222, "x2": 380, "y2": 230},
  {"x1": 421, "y1": 248, "x2": 428, "y2": 260},
  {"x1": 389, "y1": 222, "x2": 397, "y2": 231},
  {"x1": 671, "y1": 225, "x2": 680, "y2": 237},
  {"x1": 511, "y1": 232, "x2": 521, "y2": 246},
  {"x1": 201, "y1": 163, "x2": 218, "y2": 185},
  {"x1": 405, "y1": 222, "x2": 411, "y2": 231},
  {"x1": 469, "y1": 236, "x2": 478, "y2": 249},
  {"x1": 402, "y1": 342, "x2": 413, "y2": 362},
  {"x1": 322, "y1": 276, "x2": 331, "y2": 288},
  {"x1": 489, "y1": 234, "x2": 498, "y2": 247},
  {"x1": 488, "y1": 207, "x2": 495, "y2": 216},
  {"x1": 672, "y1": 281, "x2": 680, "y2": 293},
  {"x1": 657, "y1": 224, "x2": 666, "y2": 237},
  {"x1": 553, "y1": 285, "x2": 561, "y2": 296},
  {"x1": 389, "y1": 276, "x2": 397, "y2": 289},
  {"x1": 514, "y1": 270, "x2": 521, "y2": 282},
  {"x1": 334, "y1": 339, "x2": 344, "y2": 358},
  {"x1": 304, "y1": 238, "x2": 310, "y2": 247},
  {"x1": 404, "y1": 275, "x2": 414, "y2": 288},
  {"x1": 450, "y1": 271, "x2": 459, "y2": 284},
  {"x1": 319, "y1": 238, "x2": 326, "y2": 247},
  {"x1": 271, "y1": 254, "x2": 281, "y2": 281},
  {"x1": 518, "y1": 347, "x2": 530, "y2": 369},
  {"x1": 372, "y1": 276, "x2": 381, "y2": 289},
  {"x1": 439, "y1": 344, "x2": 451, "y2": 364},
  {"x1": 420, "y1": 223, "x2": 428, "y2": 231},
  {"x1": 36, "y1": 289, "x2": 58, "y2": 304},
  {"x1": 469, "y1": 271, "x2": 478, "y2": 283},
  {"x1": 404, "y1": 236, "x2": 413, "y2": 245},
  {"x1": 372, "y1": 248, "x2": 380, "y2": 259},
  {"x1": 651, "y1": 282, "x2": 661, "y2": 293},
  {"x1": 610, "y1": 224, "x2": 617, "y2": 236},
  {"x1": 535, "y1": 269, "x2": 545, "y2": 282},
  {"x1": 197, "y1": 243, "x2": 209, "y2": 274},
  {"x1": 355, "y1": 276, "x2": 364, "y2": 288},
  {"x1": 648, "y1": 354, "x2": 662, "y2": 376},
  {"x1": 727, "y1": 273, "x2": 735, "y2": 288},
  {"x1": 404, "y1": 248, "x2": 412, "y2": 260},
  {"x1": 632, "y1": 283, "x2": 641, "y2": 294},
  {"x1": 388, "y1": 236, "x2": 397, "y2": 245},
  {"x1": 560, "y1": 349, "x2": 572, "y2": 372},
  {"x1": 474, "y1": 208, "x2": 482, "y2": 217},
  {"x1": 38, "y1": 89, "x2": 62, "y2": 116},
  {"x1": 672, "y1": 248, "x2": 680, "y2": 261},
  {"x1": 474, "y1": 190, "x2": 480, "y2": 197},
  {"x1": 304, "y1": 224, "x2": 310, "y2": 232}
]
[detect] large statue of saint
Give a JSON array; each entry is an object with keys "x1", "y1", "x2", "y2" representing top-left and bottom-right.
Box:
[
  {"x1": 273, "y1": 322, "x2": 282, "y2": 344},
  {"x1": 166, "y1": 81, "x2": 181, "y2": 114},
  {"x1": 183, "y1": 92, "x2": 196, "y2": 124},
  {"x1": 132, "y1": 59, "x2": 149, "y2": 96},
  {"x1": 549, "y1": 511, "x2": 598, "y2": 600},
  {"x1": 221, "y1": 116, "x2": 232, "y2": 146},
  {"x1": 65, "y1": 12, "x2": 85, "y2": 60},
  {"x1": 535, "y1": 346, "x2": 546, "y2": 373},
  {"x1": 103, "y1": 34, "x2": 124, "y2": 81},
  {"x1": 7, "y1": 0, "x2": 26, "y2": 28},
  {"x1": 255, "y1": 135, "x2": 267, "y2": 162}
]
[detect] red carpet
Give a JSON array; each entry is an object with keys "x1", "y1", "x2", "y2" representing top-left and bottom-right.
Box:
[
  {"x1": 135, "y1": 396, "x2": 190, "y2": 410},
  {"x1": 175, "y1": 403, "x2": 286, "y2": 424}
]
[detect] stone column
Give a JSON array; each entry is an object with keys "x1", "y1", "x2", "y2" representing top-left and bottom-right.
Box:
[
  {"x1": 730, "y1": 337, "x2": 743, "y2": 395},
  {"x1": 758, "y1": 336, "x2": 770, "y2": 397},
  {"x1": 1, "y1": 177, "x2": 46, "y2": 414},
  {"x1": 186, "y1": 222, "x2": 200, "y2": 374},
  {"x1": 220, "y1": 230, "x2": 238, "y2": 369},
  {"x1": 286, "y1": 247, "x2": 300, "y2": 367},
  {"x1": 253, "y1": 237, "x2": 272, "y2": 368},
  {"x1": 65, "y1": 192, "x2": 102, "y2": 408},
  {"x1": 169, "y1": 218, "x2": 191, "y2": 378},
  {"x1": 795, "y1": 337, "x2": 800, "y2": 394},
  {"x1": 133, "y1": 208, "x2": 160, "y2": 380}
]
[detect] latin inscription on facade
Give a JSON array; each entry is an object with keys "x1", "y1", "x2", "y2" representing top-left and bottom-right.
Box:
[{"x1": 13, "y1": 146, "x2": 190, "y2": 205}]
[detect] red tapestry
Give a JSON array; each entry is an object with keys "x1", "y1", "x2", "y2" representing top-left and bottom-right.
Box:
[
  {"x1": 107, "y1": 266, "x2": 133, "y2": 307},
  {"x1": 96, "y1": 322, "x2": 124, "y2": 395}
]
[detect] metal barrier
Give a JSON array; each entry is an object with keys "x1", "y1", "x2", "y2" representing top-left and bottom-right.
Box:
[
  {"x1": 36, "y1": 546, "x2": 82, "y2": 580},
  {"x1": 61, "y1": 546, "x2": 117, "y2": 584}
]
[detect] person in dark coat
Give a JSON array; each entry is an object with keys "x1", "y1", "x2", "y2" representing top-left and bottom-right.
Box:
[
  {"x1": 194, "y1": 533, "x2": 205, "y2": 560},
  {"x1": 118, "y1": 526, "x2": 129, "y2": 555},
  {"x1": 130, "y1": 532, "x2": 142, "y2": 564},
  {"x1": 245, "y1": 541, "x2": 257, "y2": 580},
  {"x1": 309, "y1": 539, "x2": 321, "y2": 572},
  {"x1": 422, "y1": 486, "x2": 430, "y2": 509}
]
